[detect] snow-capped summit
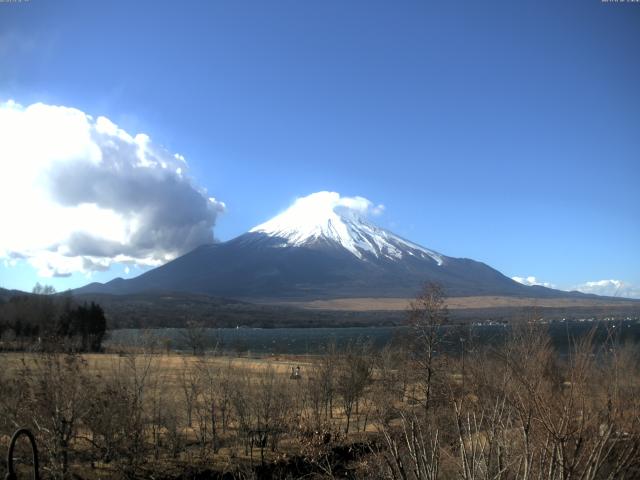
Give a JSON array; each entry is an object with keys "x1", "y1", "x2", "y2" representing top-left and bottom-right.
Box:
[{"x1": 249, "y1": 191, "x2": 444, "y2": 264}]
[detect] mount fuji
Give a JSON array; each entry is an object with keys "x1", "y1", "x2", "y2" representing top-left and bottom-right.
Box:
[{"x1": 76, "y1": 192, "x2": 582, "y2": 300}]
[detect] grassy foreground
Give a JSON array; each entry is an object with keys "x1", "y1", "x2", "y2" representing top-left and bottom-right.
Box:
[{"x1": 1, "y1": 322, "x2": 640, "y2": 479}]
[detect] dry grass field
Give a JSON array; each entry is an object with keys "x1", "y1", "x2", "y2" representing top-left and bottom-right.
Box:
[
  {"x1": 1, "y1": 352, "x2": 313, "y2": 389},
  {"x1": 0, "y1": 349, "x2": 382, "y2": 479},
  {"x1": 278, "y1": 295, "x2": 640, "y2": 311},
  {"x1": 1, "y1": 320, "x2": 640, "y2": 479}
]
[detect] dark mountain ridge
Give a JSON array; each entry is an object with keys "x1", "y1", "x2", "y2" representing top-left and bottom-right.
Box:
[
  {"x1": 74, "y1": 233, "x2": 601, "y2": 301},
  {"x1": 72, "y1": 192, "x2": 637, "y2": 303}
]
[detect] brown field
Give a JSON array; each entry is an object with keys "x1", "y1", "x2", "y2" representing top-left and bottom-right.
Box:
[
  {"x1": 2, "y1": 321, "x2": 639, "y2": 479},
  {"x1": 1, "y1": 351, "x2": 311, "y2": 378},
  {"x1": 276, "y1": 295, "x2": 640, "y2": 311},
  {"x1": 0, "y1": 350, "x2": 382, "y2": 478}
]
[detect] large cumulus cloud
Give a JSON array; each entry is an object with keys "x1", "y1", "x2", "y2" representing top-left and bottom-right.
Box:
[{"x1": 0, "y1": 100, "x2": 224, "y2": 277}]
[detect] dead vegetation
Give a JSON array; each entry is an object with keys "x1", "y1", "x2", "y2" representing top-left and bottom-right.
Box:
[
  {"x1": 1, "y1": 319, "x2": 639, "y2": 479},
  {"x1": 279, "y1": 296, "x2": 640, "y2": 312}
]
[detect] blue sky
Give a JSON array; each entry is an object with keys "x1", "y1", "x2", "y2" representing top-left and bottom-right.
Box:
[{"x1": 0, "y1": 0, "x2": 638, "y2": 297}]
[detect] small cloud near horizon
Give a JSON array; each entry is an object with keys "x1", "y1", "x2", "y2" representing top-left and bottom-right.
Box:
[
  {"x1": 511, "y1": 275, "x2": 555, "y2": 288},
  {"x1": 512, "y1": 275, "x2": 640, "y2": 299},
  {"x1": 572, "y1": 279, "x2": 640, "y2": 299}
]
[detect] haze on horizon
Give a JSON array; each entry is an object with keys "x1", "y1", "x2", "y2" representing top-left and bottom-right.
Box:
[{"x1": 0, "y1": 1, "x2": 638, "y2": 298}]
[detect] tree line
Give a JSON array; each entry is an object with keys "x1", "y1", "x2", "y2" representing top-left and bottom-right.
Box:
[{"x1": 0, "y1": 284, "x2": 107, "y2": 352}]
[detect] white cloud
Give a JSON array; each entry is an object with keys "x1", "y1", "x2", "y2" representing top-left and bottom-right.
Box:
[
  {"x1": 572, "y1": 279, "x2": 640, "y2": 299},
  {"x1": 512, "y1": 275, "x2": 555, "y2": 288},
  {"x1": 314, "y1": 192, "x2": 384, "y2": 217},
  {"x1": 0, "y1": 100, "x2": 224, "y2": 277}
]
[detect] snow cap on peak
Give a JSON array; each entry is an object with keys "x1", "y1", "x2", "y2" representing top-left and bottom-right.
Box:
[
  {"x1": 277, "y1": 191, "x2": 383, "y2": 221},
  {"x1": 250, "y1": 191, "x2": 384, "y2": 241},
  {"x1": 250, "y1": 191, "x2": 444, "y2": 265}
]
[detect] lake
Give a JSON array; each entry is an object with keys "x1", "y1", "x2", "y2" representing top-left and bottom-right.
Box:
[{"x1": 106, "y1": 319, "x2": 640, "y2": 356}]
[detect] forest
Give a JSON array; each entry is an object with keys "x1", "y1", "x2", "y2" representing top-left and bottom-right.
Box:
[{"x1": 0, "y1": 285, "x2": 107, "y2": 353}]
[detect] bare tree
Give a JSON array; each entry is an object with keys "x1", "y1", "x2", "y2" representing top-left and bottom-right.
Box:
[
  {"x1": 179, "y1": 358, "x2": 200, "y2": 428},
  {"x1": 217, "y1": 358, "x2": 234, "y2": 434},
  {"x1": 336, "y1": 342, "x2": 373, "y2": 433},
  {"x1": 88, "y1": 351, "x2": 158, "y2": 479},
  {"x1": 24, "y1": 353, "x2": 92, "y2": 478},
  {"x1": 378, "y1": 410, "x2": 440, "y2": 480},
  {"x1": 194, "y1": 354, "x2": 227, "y2": 455},
  {"x1": 180, "y1": 320, "x2": 208, "y2": 355},
  {"x1": 408, "y1": 282, "x2": 448, "y2": 415}
]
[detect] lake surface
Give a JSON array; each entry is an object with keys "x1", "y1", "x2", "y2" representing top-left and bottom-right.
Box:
[{"x1": 106, "y1": 319, "x2": 640, "y2": 355}]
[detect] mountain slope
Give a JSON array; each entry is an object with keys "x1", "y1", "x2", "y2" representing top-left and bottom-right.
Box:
[
  {"x1": 249, "y1": 193, "x2": 444, "y2": 264},
  {"x1": 75, "y1": 192, "x2": 591, "y2": 300}
]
